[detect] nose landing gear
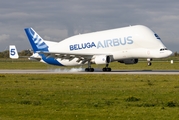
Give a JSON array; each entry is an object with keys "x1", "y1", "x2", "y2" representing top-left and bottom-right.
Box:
[{"x1": 147, "y1": 58, "x2": 152, "y2": 66}]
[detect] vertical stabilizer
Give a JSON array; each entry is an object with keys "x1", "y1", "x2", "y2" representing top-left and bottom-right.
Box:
[
  {"x1": 24, "y1": 28, "x2": 49, "y2": 53},
  {"x1": 9, "y1": 45, "x2": 19, "y2": 59}
]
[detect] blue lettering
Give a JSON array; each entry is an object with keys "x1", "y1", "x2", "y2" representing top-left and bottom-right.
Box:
[
  {"x1": 106, "y1": 40, "x2": 113, "y2": 47},
  {"x1": 78, "y1": 44, "x2": 82, "y2": 49},
  {"x1": 70, "y1": 45, "x2": 73, "y2": 50},
  {"x1": 104, "y1": 40, "x2": 107, "y2": 47},
  {"x1": 127, "y1": 36, "x2": 133, "y2": 44},
  {"x1": 74, "y1": 44, "x2": 78, "y2": 50},
  {"x1": 10, "y1": 48, "x2": 16, "y2": 56},
  {"x1": 113, "y1": 38, "x2": 120, "y2": 46},
  {"x1": 119, "y1": 38, "x2": 126, "y2": 45},
  {"x1": 91, "y1": 42, "x2": 96, "y2": 47},
  {"x1": 69, "y1": 42, "x2": 97, "y2": 51},
  {"x1": 96, "y1": 36, "x2": 133, "y2": 49},
  {"x1": 82, "y1": 43, "x2": 86, "y2": 49},
  {"x1": 97, "y1": 41, "x2": 104, "y2": 49},
  {"x1": 86, "y1": 42, "x2": 91, "y2": 48},
  {"x1": 69, "y1": 36, "x2": 133, "y2": 51}
]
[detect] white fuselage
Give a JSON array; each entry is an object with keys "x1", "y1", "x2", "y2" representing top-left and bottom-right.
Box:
[{"x1": 43, "y1": 25, "x2": 172, "y2": 66}]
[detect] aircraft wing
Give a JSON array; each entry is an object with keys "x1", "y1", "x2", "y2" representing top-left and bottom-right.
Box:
[{"x1": 37, "y1": 51, "x2": 112, "y2": 64}]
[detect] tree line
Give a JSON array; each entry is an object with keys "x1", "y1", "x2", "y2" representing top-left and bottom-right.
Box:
[
  {"x1": 0, "y1": 50, "x2": 32, "y2": 58},
  {"x1": 174, "y1": 52, "x2": 179, "y2": 56}
]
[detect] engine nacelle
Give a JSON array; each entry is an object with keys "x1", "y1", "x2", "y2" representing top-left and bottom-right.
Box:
[
  {"x1": 91, "y1": 55, "x2": 111, "y2": 64},
  {"x1": 118, "y1": 59, "x2": 138, "y2": 64}
]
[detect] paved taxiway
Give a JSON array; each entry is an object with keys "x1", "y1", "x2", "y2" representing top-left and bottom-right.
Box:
[{"x1": 0, "y1": 69, "x2": 179, "y2": 74}]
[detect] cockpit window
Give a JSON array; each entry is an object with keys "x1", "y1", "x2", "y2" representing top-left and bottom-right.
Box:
[
  {"x1": 160, "y1": 48, "x2": 168, "y2": 51},
  {"x1": 154, "y1": 34, "x2": 161, "y2": 40}
]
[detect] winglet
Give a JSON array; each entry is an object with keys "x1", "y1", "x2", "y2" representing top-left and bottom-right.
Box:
[
  {"x1": 9, "y1": 45, "x2": 19, "y2": 59},
  {"x1": 24, "y1": 28, "x2": 49, "y2": 53}
]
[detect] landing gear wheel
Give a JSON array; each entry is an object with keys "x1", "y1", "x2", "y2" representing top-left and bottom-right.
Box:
[
  {"x1": 85, "y1": 68, "x2": 94, "y2": 72},
  {"x1": 102, "y1": 63, "x2": 112, "y2": 72},
  {"x1": 89, "y1": 68, "x2": 94, "y2": 72},
  {"x1": 102, "y1": 68, "x2": 107, "y2": 71},
  {"x1": 147, "y1": 62, "x2": 152, "y2": 66},
  {"x1": 147, "y1": 58, "x2": 152, "y2": 66},
  {"x1": 102, "y1": 67, "x2": 111, "y2": 72},
  {"x1": 85, "y1": 60, "x2": 94, "y2": 72},
  {"x1": 107, "y1": 68, "x2": 111, "y2": 71},
  {"x1": 85, "y1": 68, "x2": 89, "y2": 72}
]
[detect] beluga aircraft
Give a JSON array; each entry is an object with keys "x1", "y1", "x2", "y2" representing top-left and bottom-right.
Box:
[{"x1": 24, "y1": 25, "x2": 172, "y2": 72}]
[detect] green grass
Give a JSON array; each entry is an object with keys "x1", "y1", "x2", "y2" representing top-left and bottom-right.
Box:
[
  {"x1": 0, "y1": 74, "x2": 179, "y2": 119},
  {"x1": 0, "y1": 58, "x2": 179, "y2": 119}
]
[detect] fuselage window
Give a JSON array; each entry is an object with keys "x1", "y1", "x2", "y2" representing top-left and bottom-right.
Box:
[
  {"x1": 160, "y1": 48, "x2": 168, "y2": 51},
  {"x1": 154, "y1": 34, "x2": 161, "y2": 40}
]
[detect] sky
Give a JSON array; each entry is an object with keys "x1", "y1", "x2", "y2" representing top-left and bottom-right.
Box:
[{"x1": 0, "y1": 0, "x2": 178, "y2": 52}]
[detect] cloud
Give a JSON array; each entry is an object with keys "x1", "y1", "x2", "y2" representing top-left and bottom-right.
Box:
[
  {"x1": 41, "y1": 28, "x2": 68, "y2": 41},
  {"x1": 0, "y1": 34, "x2": 10, "y2": 42},
  {"x1": 0, "y1": 0, "x2": 178, "y2": 52}
]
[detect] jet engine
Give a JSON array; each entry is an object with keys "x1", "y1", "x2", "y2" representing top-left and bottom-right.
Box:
[
  {"x1": 118, "y1": 59, "x2": 138, "y2": 64},
  {"x1": 91, "y1": 55, "x2": 111, "y2": 64}
]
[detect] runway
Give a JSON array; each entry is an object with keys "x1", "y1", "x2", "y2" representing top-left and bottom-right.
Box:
[{"x1": 0, "y1": 69, "x2": 179, "y2": 74}]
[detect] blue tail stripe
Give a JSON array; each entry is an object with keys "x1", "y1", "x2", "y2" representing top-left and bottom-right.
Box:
[
  {"x1": 24, "y1": 28, "x2": 49, "y2": 52},
  {"x1": 41, "y1": 55, "x2": 64, "y2": 66}
]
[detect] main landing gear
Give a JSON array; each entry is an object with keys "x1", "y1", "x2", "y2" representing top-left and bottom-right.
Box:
[
  {"x1": 147, "y1": 58, "x2": 152, "y2": 66},
  {"x1": 102, "y1": 63, "x2": 111, "y2": 72},
  {"x1": 85, "y1": 61, "x2": 112, "y2": 72},
  {"x1": 85, "y1": 68, "x2": 94, "y2": 72},
  {"x1": 85, "y1": 61, "x2": 94, "y2": 72}
]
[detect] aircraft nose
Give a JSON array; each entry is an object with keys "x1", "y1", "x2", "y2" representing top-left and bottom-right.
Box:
[{"x1": 168, "y1": 50, "x2": 173, "y2": 56}]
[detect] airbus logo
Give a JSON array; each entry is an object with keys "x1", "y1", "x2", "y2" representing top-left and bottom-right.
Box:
[
  {"x1": 69, "y1": 36, "x2": 133, "y2": 51},
  {"x1": 97, "y1": 36, "x2": 133, "y2": 49}
]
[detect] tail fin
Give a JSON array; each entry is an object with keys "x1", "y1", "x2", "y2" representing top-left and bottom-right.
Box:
[
  {"x1": 24, "y1": 28, "x2": 49, "y2": 53},
  {"x1": 9, "y1": 45, "x2": 19, "y2": 59}
]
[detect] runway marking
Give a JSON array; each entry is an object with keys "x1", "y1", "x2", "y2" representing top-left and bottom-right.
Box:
[{"x1": 0, "y1": 69, "x2": 179, "y2": 74}]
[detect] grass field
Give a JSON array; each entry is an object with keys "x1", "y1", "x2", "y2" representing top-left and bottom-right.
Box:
[
  {"x1": 0, "y1": 59, "x2": 179, "y2": 119},
  {"x1": 0, "y1": 74, "x2": 179, "y2": 120}
]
